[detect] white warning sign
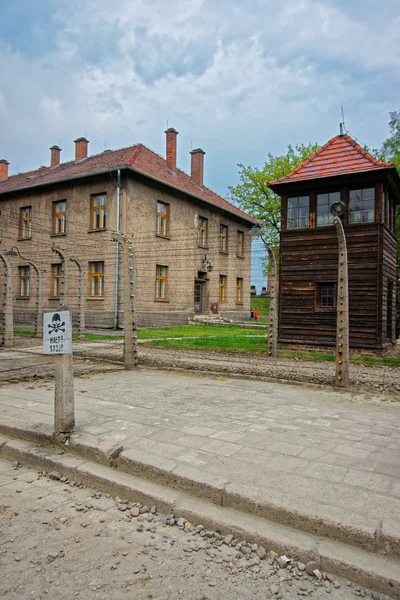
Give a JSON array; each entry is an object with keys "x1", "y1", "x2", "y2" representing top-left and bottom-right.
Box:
[{"x1": 43, "y1": 310, "x2": 72, "y2": 355}]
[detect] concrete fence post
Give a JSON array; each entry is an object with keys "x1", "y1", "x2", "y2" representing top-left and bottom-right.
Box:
[
  {"x1": 266, "y1": 246, "x2": 278, "y2": 358},
  {"x1": 112, "y1": 231, "x2": 138, "y2": 369},
  {"x1": 333, "y1": 216, "x2": 350, "y2": 387},
  {"x1": 52, "y1": 244, "x2": 69, "y2": 307},
  {"x1": 0, "y1": 251, "x2": 13, "y2": 347},
  {"x1": 43, "y1": 307, "x2": 75, "y2": 436},
  {"x1": 70, "y1": 256, "x2": 86, "y2": 341},
  {"x1": 26, "y1": 258, "x2": 43, "y2": 338}
]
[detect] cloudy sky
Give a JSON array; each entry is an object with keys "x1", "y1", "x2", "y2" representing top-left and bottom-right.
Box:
[{"x1": 1, "y1": 0, "x2": 399, "y2": 287}]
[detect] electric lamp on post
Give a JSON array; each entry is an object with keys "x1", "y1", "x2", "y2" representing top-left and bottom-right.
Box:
[
  {"x1": 202, "y1": 255, "x2": 214, "y2": 273},
  {"x1": 329, "y1": 201, "x2": 349, "y2": 387}
]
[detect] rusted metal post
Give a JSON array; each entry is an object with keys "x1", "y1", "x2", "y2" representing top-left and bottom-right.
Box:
[
  {"x1": 52, "y1": 245, "x2": 69, "y2": 307},
  {"x1": 0, "y1": 252, "x2": 13, "y2": 347},
  {"x1": 266, "y1": 246, "x2": 278, "y2": 358},
  {"x1": 70, "y1": 256, "x2": 86, "y2": 341},
  {"x1": 333, "y1": 215, "x2": 350, "y2": 387},
  {"x1": 112, "y1": 231, "x2": 138, "y2": 369}
]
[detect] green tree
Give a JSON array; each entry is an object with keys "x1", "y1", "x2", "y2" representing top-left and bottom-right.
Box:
[
  {"x1": 380, "y1": 111, "x2": 400, "y2": 296},
  {"x1": 228, "y1": 143, "x2": 320, "y2": 246},
  {"x1": 381, "y1": 110, "x2": 400, "y2": 171}
]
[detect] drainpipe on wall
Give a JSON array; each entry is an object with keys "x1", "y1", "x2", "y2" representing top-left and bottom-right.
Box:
[{"x1": 114, "y1": 169, "x2": 121, "y2": 329}]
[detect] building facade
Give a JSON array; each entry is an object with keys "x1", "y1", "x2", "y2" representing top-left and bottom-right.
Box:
[
  {"x1": 0, "y1": 130, "x2": 256, "y2": 329},
  {"x1": 268, "y1": 133, "x2": 400, "y2": 354}
]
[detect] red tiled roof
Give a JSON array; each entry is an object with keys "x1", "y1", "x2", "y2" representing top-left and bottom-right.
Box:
[
  {"x1": 0, "y1": 143, "x2": 257, "y2": 224},
  {"x1": 268, "y1": 134, "x2": 394, "y2": 187}
]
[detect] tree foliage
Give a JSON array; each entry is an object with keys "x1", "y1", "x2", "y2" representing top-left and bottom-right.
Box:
[
  {"x1": 228, "y1": 143, "x2": 320, "y2": 245},
  {"x1": 380, "y1": 110, "x2": 400, "y2": 295},
  {"x1": 381, "y1": 110, "x2": 400, "y2": 171}
]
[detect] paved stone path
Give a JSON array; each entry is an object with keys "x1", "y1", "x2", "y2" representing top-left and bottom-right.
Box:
[{"x1": 1, "y1": 369, "x2": 400, "y2": 539}]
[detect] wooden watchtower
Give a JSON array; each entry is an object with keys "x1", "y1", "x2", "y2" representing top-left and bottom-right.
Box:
[{"x1": 268, "y1": 133, "x2": 400, "y2": 355}]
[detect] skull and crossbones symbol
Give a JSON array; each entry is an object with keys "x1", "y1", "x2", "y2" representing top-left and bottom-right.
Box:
[{"x1": 48, "y1": 313, "x2": 65, "y2": 334}]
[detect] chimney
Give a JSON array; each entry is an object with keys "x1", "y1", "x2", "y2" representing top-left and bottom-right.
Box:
[
  {"x1": 165, "y1": 128, "x2": 178, "y2": 171},
  {"x1": 0, "y1": 159, "x2": 9, "y2": 180},
  {"x1": 190, "y1": 148, "x2": 205, "y2": 186},
  {"x1": 50, "y1": 145, "x2": 61, "y2": 167},
  {"x1": 74, "y1": 137, "x2": 89, "y2": 161}
]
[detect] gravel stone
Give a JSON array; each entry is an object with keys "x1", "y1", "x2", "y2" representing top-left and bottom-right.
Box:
[
  {"x1": 223, "y1": 534, "x2": 234, "y2": 545},
  {"x1": 306, "y1": 561, "x2": 319, "y2": 576}
]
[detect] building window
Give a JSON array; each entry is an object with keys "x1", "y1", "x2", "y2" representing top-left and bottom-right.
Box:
[
  {"x1": 198, "y1": 216, "x2": 208, "y2": 247},
  {"x1": 91, "y1": 194, "x2": 107, "y2": 230},
  {"x1": 219, "y1": 225, "x2": 228, "y2": 253},
  {"x1": 219, "y1": 275, "x2": 227, "y2": 302},
  {"x1": 20, "y1": 206, "x2": 32, "y2": 238},
  {"x1": 317, "y1": 192, "x2": 340, "y2": 226},
  {"x1": 317, "y1": 282, "x2": 336, "y2": 310},
  {"x1": 156, "y1": 202, "x2": 169, "y2": 237},
  {"x1": 51, "y1": 264, "x2": 62, "y2": 298},
  {"x1": 89, "y1": 261, "x2": 104, "y2": 298},
  {"x1": 237, "y1": 231, "x2": 244, "y2": 257},
  {"x1": 236, "y1": 278, "x2": 243, "y2": 303},
  {"x1": 19, "y1": 266, "x2": 30, "y2": 297},
  {"x1": 287, "y1": 196, "x2": 309, "y2": 229},
  {"x1": 349, "y1": 188, "x2": 375, "y2": 223},
  {"x1": 155, "y1": 265, "x2": 168, "y2": 300},
  {"x1": 53, "y1": 201, "x2": 66, "y2": 234}
]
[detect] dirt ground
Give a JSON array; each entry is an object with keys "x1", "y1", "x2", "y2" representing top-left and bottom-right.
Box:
[
  {"x1": 0, "y1": 458, "x2": 383, "y2": 600},
  {"x1": 73, "y1": 342, "x2": 400, "y2": 397},
  {"x1": 2, "y1": 336, "x2": 400, "y2": 396}
]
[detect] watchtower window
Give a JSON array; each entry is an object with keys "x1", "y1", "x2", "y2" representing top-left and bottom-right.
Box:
[
  {"x1": 317, "y1": 192, "x2": 340, "y2": 226},
  {"x1": 349, "y1": 188, "x2": 375, "y2": 223},
  {"x1": 287, "y1": 196, "x2": 309, "y2": 229},
  {"x1": 317, "y1": 282, "x2": 336, "y2": 310}
]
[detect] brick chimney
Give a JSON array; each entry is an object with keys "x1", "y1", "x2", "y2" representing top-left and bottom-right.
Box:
[
  {"x1": 190, "y1": 148, "x2": 205, "y2": 186},
  {"x1": 165, "y1": 128, "x2": 178, "y2": 171},
  {"x1": 50, "y1": 145, "x2": 61, "y2": 167},
  {"x1": 74, "y1": 137, "x2": 89, "y2": 161},
  {"x1": 0, "y1": 159, "x2": 9, "y2": 180}
]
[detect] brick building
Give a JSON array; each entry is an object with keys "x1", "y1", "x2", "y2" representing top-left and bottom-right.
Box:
[{"x1": 0, "y1": 129, "x2": 256, "y2": 329}]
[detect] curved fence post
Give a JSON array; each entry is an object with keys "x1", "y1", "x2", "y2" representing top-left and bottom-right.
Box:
[
  {"x1": 26, "y1": 258, "x2": 43, "y2": 338},
  {"x1": 333, "y1": 216, "x2": 350, "y2": 387},
  {"x1": 0, "y1": 252, "x2": 13, "y2": 347},
  {"x1": 70, "y1": 256, "x2": 86, "y2": 341},
  {"x1": 112, "y1": 231, "x2": 138, "y2": 369},
  {"x1": 52, "y1": 244, "x2": 69, "y2": 307},
  {"x1": 266, "y1": 246, "x2": 278, "y2": 358}
]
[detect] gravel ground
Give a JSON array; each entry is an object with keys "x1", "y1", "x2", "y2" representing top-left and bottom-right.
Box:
[
  {"x1": 2, "y1": 336, "x2": 400, "y2": 396},
  {"x1": 0, "y1": 458, "x2": 388, "y2": 600},
  {"x1": 74, "y1": 344, "x2": 400, "y2": 397}
]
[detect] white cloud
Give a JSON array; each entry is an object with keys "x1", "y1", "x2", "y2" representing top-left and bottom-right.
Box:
[{"x1": 0, "y1": 0, "x2": 399, "y2": 188}]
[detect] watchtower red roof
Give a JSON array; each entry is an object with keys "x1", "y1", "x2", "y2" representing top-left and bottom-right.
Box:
[{"x1": 269, "y1": 134, "x2": 394, "y2": 187}]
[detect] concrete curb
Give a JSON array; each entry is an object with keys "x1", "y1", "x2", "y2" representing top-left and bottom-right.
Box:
[
  {"x1": 0, "y1": 432, "x2": 399, "y2": 599},
  {"x1": 1, "y1": 420, "x2": 400, "y2": 565}
]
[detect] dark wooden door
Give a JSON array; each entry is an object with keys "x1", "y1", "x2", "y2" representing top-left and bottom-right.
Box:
[{"x1": 194, "y1": 282, "x2": 203, "y2": 312}]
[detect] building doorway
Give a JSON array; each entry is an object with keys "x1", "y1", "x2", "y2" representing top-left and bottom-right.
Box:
[{"x1": 194, "y1": 272, "x2": 207, "y2": 313}]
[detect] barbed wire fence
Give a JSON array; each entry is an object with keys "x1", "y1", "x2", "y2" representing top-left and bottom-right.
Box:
[{"x1": 0, "y1": 203, "x2": 394, "y2": 391}]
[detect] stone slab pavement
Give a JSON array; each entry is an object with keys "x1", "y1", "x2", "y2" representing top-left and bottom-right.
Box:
[{"x1": 1, "y1": 368, "x2": 400, "y2": 546}]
